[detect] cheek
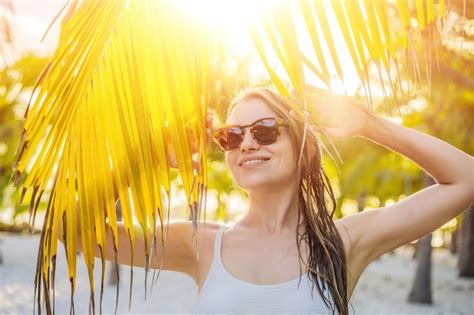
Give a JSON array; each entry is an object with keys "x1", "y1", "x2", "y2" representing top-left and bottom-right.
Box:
[
  {"x1": 280, "y1": 139, "x2": 297, "y2": 164},
  {"x1": 225, "y1": 152, "x2": 237, "y2": 172},
  {"x1": 224, "y1": 152, "x2": 232, "y2": 165}
]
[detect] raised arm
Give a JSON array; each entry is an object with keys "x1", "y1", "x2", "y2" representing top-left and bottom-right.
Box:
[
  {"x1": 299, "y1": 86, "x2": 473, "y2": 277},
  {"x1": 342, "y1": 115, "x2": 473, "y2": 265}
]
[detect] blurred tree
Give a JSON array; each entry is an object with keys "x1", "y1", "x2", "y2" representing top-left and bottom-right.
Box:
[
  {"x1": 407, "y1": 174, "x2": 435, "y2": 304},
  {"x1": 408, "y1": 233, "x2": 433, "y2": 304},
  {"x1": 0, "y1": 55, "x2": 48, "y2": 226},
  {"x1": 458, "y1": 205, "x2": 474, "y2": 277},
  {"x1": 450, "y1": 225, "x2": 459, "y2": 254}
]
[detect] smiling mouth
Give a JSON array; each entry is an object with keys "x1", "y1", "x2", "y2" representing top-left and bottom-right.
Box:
[{"x1": 239, "y1": 158, "x2": 270, "y2": 168}]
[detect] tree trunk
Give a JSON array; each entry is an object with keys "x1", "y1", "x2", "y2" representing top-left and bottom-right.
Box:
[
  {"x1": 408, "y1": 174, "x2": 435, "y2": 304},
  {"x1": 408, "y1": 233, "x2": 433, "y2": 304},
  {"x1": 357, "y1": 190, "x2": 366, "y2": 212},
  {"x1": 412, "y1": 242, "x2": 418, "y2": 260},
  {"x1": 458, "y1": 204, "x2": 474, "y2": 277},
  {"x1": 450, "y1": 227, "x2": 458, "y2": 255}
]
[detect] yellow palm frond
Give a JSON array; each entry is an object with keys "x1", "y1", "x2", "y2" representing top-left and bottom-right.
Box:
[
  {"x1": 14, "y1": 1, "x2": 210, "y2": 313},
  {"x1": 251, "y1": 0, "x2": 446, "y2": 107}
]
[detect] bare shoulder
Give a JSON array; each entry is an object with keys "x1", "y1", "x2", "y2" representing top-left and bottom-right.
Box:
[
  {"x1": 188, "y1": 221, "x2": 223, "y2": 262},
  {"x1": 160, "y1": 220, "x2": 222, "y2": 244},
  {"x1": 195, "y1": 221, "x2": 223, "y2": 240},
  {"x1": 181, "y1": 220, "x2": 223, "y2": 247},
  {"x1": 148, "y1": 221, "x2": 220, "y2": 271},
  {"x1": 165, "y1": 221, "x2": 222, "y2": 284}
]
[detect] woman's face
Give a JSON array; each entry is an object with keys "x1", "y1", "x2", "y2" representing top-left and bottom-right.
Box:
[{"x1": 225, "y1": 97, "x2": 297, "y2": 191}]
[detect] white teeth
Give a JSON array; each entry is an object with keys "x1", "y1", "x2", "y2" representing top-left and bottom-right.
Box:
[{"x1": 241, "y1": 159, "x2": 267, "y2": 166}]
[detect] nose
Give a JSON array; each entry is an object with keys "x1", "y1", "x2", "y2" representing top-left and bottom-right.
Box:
[{"x1": 239, "y1": 128, "x2": 259, "y2": 152}]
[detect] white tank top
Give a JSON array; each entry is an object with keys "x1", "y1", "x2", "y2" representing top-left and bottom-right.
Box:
[{"x1": 194, "y1": 225, "x2": 333, "y2": 314}]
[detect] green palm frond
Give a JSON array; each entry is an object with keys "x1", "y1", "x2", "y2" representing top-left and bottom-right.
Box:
[{"x1": 14, "y1": 0, "x2": 210, "y2": 313}]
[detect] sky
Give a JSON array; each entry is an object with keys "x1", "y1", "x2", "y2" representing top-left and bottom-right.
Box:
[{"x1": 4, "y1": 0, "x2": 64, "y2": 62}]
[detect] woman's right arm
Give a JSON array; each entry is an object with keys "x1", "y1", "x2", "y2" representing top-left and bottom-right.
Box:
[
  {"x1": 57, "y1": 112, "x2": 214, "y2": 275},
  {"x1": 57, "y1": 203, "x2": 204, "y2": 277}
]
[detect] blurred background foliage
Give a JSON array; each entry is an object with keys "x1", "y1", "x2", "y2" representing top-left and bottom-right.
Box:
[
  {"x1": 0, "y1": 1, "x2": 472, "y2": 254},
  {"x1": 1, "y1": 55, "x2": 49, "y2": 229}
]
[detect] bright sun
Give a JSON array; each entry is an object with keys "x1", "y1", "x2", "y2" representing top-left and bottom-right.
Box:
[
  {"x1": 171, "y1": 0, "x2": 277, "y2": 53},
  {"x1": 172, "y1": 0, "x2": 275, "y2": 28},
  {"x1": 171, "y1": 0, "x2": 362, "y2": 96}
]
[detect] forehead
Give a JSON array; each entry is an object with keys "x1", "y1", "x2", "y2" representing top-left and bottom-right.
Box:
[{"x1": 226, "y1": 97, "x2": 278, "y2": 125}]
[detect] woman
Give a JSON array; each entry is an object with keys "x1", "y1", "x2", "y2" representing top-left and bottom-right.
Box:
[{"x1": 71, "y1": 87, "x2": 474, "y2": 314}]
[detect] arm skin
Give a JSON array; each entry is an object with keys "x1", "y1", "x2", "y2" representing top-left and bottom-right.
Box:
[
  {"x1": 337, "y1": 115, "x2": 474, "y2": 284},
  {"x1": 57, "y1": 202, "x2": 203, "y2": 277}
]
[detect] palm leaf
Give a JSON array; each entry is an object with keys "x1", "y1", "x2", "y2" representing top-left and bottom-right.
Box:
[
  {"x1": 252, "y1": 0, "x2": 446, "y2": 103},
  {"x1": 14, "y1": 1, "x2": 210, "y2": 313}
]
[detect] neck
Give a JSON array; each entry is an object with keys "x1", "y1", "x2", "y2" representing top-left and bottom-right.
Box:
[{"x1": 238, "y1": 182, "x2": 302, "y2": 236}]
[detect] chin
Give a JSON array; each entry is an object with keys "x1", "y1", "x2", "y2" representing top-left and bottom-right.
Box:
[
  {"x1": 238, "y1": 180, "x2": 269, "y2": 191},
  {"x1": 235, "y1": 173, "x2": 284, "y2": 191},
  {"x1": 229, "y1": 163, "x2": 297, "y2": 191}
]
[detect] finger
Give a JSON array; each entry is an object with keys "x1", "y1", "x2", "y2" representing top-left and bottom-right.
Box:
[
  {"x1": 168, "y1": 148, "x2": 178, "y2": 169},
  {"x1": 206, "y1": 129, "x2": 212, "y2": 147},
  {"x1": 206, "y1": 111, "x2": 213, "y2": 128},
  {"x1": 192, "y1": 159, "x2": 200, "y2": 171}
]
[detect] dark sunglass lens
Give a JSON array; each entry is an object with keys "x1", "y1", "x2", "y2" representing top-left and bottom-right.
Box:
[
  {"x1": 253, "y1": 120, "x2": 279, "y2": 144},
  {"x1": 218, "y1": 127, "x2": 243, "y2": 150}
]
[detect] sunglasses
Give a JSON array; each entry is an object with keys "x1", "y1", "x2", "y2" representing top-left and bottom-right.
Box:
[{"x1": 213, "y1": 117, "x2": 289, "y2": 151}]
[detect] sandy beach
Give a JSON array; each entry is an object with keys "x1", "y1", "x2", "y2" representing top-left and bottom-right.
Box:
[{"x1": 1, "y1": 233, "x2": 473, "y2": 315}]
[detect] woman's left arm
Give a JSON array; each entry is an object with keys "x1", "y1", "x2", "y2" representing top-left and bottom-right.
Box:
[{"x1": 340, "y1": 114, "x2": 474, "y2": 268}]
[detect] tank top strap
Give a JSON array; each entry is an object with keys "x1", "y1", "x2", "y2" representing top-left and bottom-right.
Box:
[{"x1": 213, "y1": 225, "x2": 227, "y2": 262}]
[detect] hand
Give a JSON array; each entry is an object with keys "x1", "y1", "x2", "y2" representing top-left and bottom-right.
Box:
[
  {"x1": 291, "y1": 86, "x2": 371, "y2": 139},
  {"x1": 167, "y1": 111, "x2": 213, "y2": 169}
]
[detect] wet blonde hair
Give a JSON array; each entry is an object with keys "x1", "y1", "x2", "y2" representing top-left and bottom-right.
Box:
[{"x1": 227, "y1": 87, "x2": 349, "y2": 315}]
